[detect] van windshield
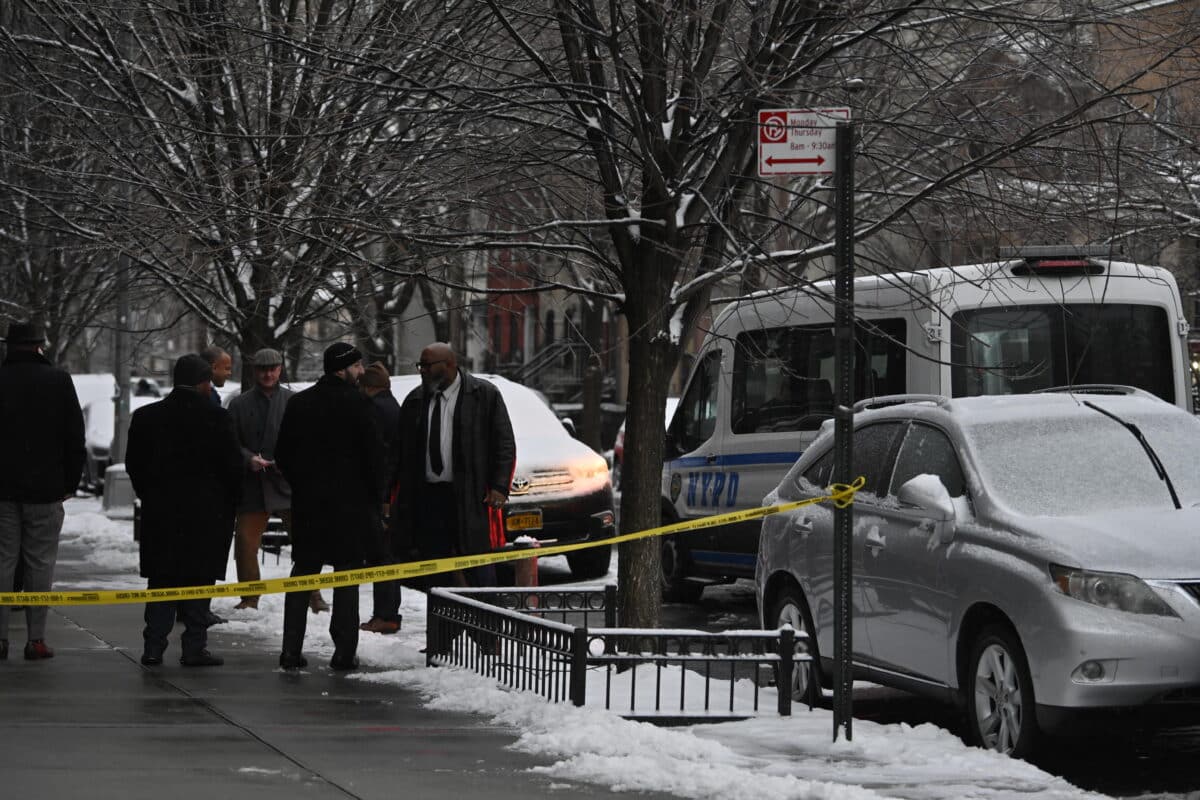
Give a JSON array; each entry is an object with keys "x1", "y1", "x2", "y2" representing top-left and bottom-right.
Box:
[{"x1": 950, "y1": 304, "x2": 1173, "y2": 403}]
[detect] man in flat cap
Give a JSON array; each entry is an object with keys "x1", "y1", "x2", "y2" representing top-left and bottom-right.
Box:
[
  {"x1": 274, "y1": 342, "x2": 385, "y2": 670},
  {"x1": 126, "y1": 354, "x2": 242, "y2": 667},
  {"x1": 226, "y1": 348, "x2": 326, "y2": 612},
  {"x1": 0, "y1": 321, "x2": 85, "y2": 661}
]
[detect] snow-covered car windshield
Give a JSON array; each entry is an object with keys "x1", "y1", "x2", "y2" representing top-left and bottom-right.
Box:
[{"x1": 966, "y1": 410, "x2": 1200, "y2": 517}]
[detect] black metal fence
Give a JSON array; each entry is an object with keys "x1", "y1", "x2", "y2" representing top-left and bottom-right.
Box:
[{"x1": 426, "y1": 585, "x2": 811, "y2": 722}]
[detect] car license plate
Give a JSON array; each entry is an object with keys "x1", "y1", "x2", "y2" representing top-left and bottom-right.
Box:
[{"x1": 506, "y1": 509, "x2": 543, "y2": 532}]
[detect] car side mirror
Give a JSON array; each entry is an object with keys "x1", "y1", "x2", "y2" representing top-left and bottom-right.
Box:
[
  {"x1": 897, "y1": 475, "x2": 957, "y2": 543},
  {"x1": 560, "y1": 417, "x2": 577, "y2": 437}
]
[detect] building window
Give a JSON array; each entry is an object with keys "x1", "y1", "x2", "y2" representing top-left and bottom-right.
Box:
[{"x1": 509, "y1": 312, "x2": 520, "y2": 359}]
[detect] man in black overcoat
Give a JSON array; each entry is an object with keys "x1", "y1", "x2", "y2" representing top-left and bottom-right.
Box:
[
  {"x1": 126, "y1": 354, "x2": 242, "y2": 667},
  {"x1": 0, "y1": 321, "x2": 85, "y2": 662},
  {"x1": 393, "y1": 342, "x2": 516, "y2": 591},
  {"x1": 274, "y1": 343, "x2": 385, "y2": 671}
]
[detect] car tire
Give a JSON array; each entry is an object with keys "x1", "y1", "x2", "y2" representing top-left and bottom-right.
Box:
[
  {"x1": 661, "y1": 534, "x2": 703, "y2": 603},
  {"x1": 566, "y1": 543, "x2": 612, "y2": 580},
  {"x1": 767, "y1": 586, "x2": 820, "y2": 707},
  {"x1": 964, "y1": 624, "x2": 1039, "y2": 758}
]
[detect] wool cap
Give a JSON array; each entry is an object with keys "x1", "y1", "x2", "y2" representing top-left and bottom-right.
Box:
[
  {"x1": 251, "y1": 348, "x2": 283, "y2": 367},
  {"x1": 2, "y1": 321, "x2": 45, "y2": 345},
  {"x1": 360, "y1": 361, "x2": 390, "y2": 389},
  {"x1": 323, "y1": 342, "x2": 362, "y2": 374},
  {"x1": 173, "y1": 353, "x2": 213, "y2": 387}
]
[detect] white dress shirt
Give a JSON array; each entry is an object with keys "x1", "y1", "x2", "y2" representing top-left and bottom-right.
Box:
[{"x1": 425, "y1": 372, "x2": 461, "y2": 482}]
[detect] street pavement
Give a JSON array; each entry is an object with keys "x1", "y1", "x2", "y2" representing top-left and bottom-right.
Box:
[{"x1": 0, "y1": 538, "x2": 672, "y2": 800}]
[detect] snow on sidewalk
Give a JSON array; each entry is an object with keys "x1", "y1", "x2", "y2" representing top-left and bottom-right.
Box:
[{"x1": 56, "y1": 497, "x2": 1105, "y2": 800}]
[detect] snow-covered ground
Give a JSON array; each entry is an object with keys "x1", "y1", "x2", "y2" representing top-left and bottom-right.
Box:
[{"x1": 56, "y1": 497, "x2": 1113, "y2": 800}]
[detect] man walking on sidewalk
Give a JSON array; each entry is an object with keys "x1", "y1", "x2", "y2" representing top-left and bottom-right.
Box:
[
  {"x1": 227, "y1": 347, "x2": 327, "y2": 613},
  {"x1": 275, "y1": 343, "x2": 385, "y2": 671},
  {"x1": 0, "y1": 321, "x2": 85, "y2": 661},
  {"x1": 126, "y1": 354, "x2": 242, "y2": 667}
]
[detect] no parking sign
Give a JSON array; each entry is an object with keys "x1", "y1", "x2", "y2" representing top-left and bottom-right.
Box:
[{"x1": 758, "y1": 108, "x2": 849, "y2": 176}]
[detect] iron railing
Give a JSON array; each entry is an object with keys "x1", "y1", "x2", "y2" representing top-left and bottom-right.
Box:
[{"x1": 426, "y1": 585, "x2": 810, "y2": 722}]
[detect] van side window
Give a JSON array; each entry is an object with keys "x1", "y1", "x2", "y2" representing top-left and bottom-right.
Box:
[
  {"x1": 889, "y1": 424, "x2": 966, "y2": 499},
  {"x1": 731, "y1": 319, "x2": 906, "y2": 434},
  {"x1": 670, "y1": 350, "x2": 721, "y2": 454}
]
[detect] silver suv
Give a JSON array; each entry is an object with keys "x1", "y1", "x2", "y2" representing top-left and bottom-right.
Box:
[{"x1": 755, "y1": 388, "x2": 1200, "y2": 758}]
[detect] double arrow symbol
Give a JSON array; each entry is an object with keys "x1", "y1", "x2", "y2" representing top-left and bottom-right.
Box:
[{"x1": 764, "y1": 155, "x2": 826, "y2": 166}]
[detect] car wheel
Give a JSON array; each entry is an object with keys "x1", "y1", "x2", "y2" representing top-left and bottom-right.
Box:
[
  {"x1": 965, "y1": 625, "x2": 1038, "y2": 758},
  {"x1": 566, "y1": 543, "x2": 612, "y2": 580},
  {"x1": 661, "y1": 535, "x2": 703, "y2": 603},
  {"x1": 768, "y1": 586, "x2": 820, "y2": 706}
]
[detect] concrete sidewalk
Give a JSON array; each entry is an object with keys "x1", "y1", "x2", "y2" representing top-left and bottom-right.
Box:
[{"x1": 0, "y1": 538, "x2": 667, "y2": 800}]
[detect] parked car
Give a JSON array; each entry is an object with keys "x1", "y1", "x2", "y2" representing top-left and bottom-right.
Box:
[
  {"x1": 72, "y1": 374, "x2": 163, "y2": 491},
  {"x1": 756, "y1": 387, "x2": 1200, "y2": 758},
  {"x1": 612, "y1": 396, "x2": 678, "y2": 490},
  {"x1": 390, "y1": 374, "x2": 616, "y2": 579}
]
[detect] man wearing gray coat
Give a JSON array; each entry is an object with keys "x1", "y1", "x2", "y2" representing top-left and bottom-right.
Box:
[{"x1": 225, "y1": 348, "x2": 326, "y2": 612}]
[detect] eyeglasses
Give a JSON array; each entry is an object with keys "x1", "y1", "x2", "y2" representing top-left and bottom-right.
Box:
[{"x1": 415, "y1": 359, "x2": 447, "y2": 370}]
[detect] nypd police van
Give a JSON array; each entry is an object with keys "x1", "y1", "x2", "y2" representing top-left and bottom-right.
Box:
[{"x1": 660, "y1": 246, "x2": 1193, "y2": 601}]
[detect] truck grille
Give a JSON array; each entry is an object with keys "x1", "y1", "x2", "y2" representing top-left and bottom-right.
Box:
[{"x1": 509, "y1": 470, "x2": 574, "y2": 496}]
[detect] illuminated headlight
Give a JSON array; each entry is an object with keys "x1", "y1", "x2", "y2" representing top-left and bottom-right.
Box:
[
  {"x1": 570, "y1": 457, "x2": 609, "y2": 482},
  {"x1": 1050, "y1": 565, "x2": 1178, "y2": 617}
]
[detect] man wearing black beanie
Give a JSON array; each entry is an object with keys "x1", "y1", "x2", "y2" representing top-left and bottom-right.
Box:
[
  {"x1": 274, "y1": 342, "x2": 384, "y2": 671},
  {"x1": 126, "y1": 354, "x2": 242, "y2": 667}
]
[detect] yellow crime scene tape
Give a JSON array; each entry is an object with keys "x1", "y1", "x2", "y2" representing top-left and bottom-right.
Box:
[{"x1": 0, "y1": 477, "x2": 863, "y2": 607}]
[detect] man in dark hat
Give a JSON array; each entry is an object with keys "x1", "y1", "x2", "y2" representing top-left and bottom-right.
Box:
[
  {"x1": 358, "y1": 361, "x2": 403, "y2": 634},
  {"x1": 226, "y1": 348, "x2": 327, "y2": 613},
  {"x1": 0, "y1": 321, "x2": 85, "y2": 661},
  {"x1": 274, "y1": 342, "x2": 385, "y2": 671},
  {"x1": 125, "y1": 354, "x2": 242, "y2": 667}
]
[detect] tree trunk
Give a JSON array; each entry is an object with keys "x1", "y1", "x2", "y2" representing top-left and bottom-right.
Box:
[{"x1": 616, "y1": 303, "x2": 675, "y2": 629}]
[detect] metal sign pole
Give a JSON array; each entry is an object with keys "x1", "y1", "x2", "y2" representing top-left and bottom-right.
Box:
[{"x1": 832, "y1": 120, "x2": 856, "y2": 742}]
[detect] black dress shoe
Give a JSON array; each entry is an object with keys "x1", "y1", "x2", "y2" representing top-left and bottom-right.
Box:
[
  {"x1": 180, "y1": 650, "x2": 224, "y2": 667},
  {"x1": 279, "y1": 651, "x2": 308, "y2": 670},
  {"x1": 203, "y1": 611, "x2": 228, "y2": 626},
  {"x1": 140, "y1": 651, "x2": 164, "y2": 666},
  {"x1": 329, "y1": 651, "x2": 359, "y2": 671}
]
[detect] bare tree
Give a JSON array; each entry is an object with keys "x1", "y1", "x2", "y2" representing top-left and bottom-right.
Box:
[
  {"x1": 0, "y1": 2, "x2": 125, "y2": 364},
  {"x1": 0, "y1": 0, "x2": 486, "y2": 378}
]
